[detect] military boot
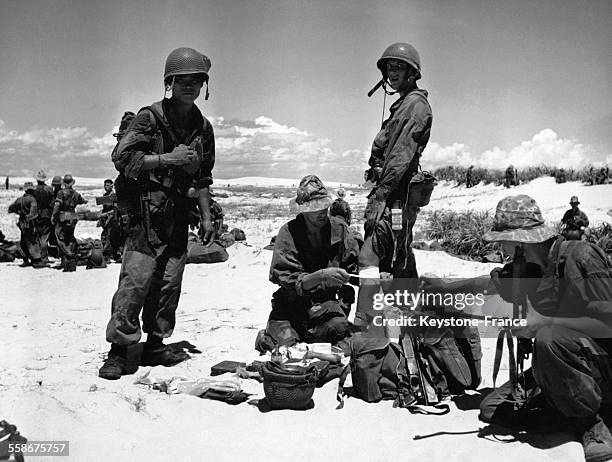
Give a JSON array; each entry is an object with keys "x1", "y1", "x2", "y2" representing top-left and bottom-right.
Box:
[
  {"x1": 140, "y1": 335, "x2": 190, "y2": 367},
  {"x1": 578, "y1": 415, "x2": 612, "y2": 462},
  {"x1": 99, "y1": 344, "x2": 131, "y2": 380}
]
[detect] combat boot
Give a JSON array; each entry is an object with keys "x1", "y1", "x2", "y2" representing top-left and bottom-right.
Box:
[
  {"x1": 578, "y1": 415, "x2": 612, "y2": 462},
  {"x1": 140, "y1": 335, "x2": 190, "y2": 367},
  {"x1": 99, "y1": 344, "x2": 132, "y2": 380}
]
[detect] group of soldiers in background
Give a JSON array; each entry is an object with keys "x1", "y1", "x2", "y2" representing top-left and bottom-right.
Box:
[{"x1": 7, "y1": 171, "x2": 89, "y2": 271}]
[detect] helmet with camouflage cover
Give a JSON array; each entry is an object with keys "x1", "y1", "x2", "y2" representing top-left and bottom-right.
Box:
[
  {"x1": 484, "y1": 195, "x2": 557, "y2": 243},
  {"x1": 377, "y1": 43, "x2": 421, "y2": 80},
  {"x1": 164, "y1": 47, "x2": 211, "y2": 83},
  {"x1": 51, "y1": 175, "x2": 62, "y2": 186}
]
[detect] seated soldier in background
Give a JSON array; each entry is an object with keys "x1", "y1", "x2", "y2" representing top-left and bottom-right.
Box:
[
  {"x1": 255, "y1": 175, "x2": 361, "y2": 352},
  {"x1": 8, "y1": 182, "x2": 45, "y2": 268},
  {"x1": 561, "y1": 195, "x2": 589, "y2": 240}
]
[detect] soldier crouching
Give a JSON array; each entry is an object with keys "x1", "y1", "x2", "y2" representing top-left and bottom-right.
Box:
[{"x1": 255, "y1": 175, "x2": 361, "y2": 352}]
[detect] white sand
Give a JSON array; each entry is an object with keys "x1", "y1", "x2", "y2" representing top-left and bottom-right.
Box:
[{"x1": 2, "y1": 177, "x2": 610, "y2": 461}]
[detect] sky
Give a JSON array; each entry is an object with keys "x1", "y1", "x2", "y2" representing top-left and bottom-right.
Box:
[{"x1": 0, "y1": 0, "x2": 610, "y2": 183}]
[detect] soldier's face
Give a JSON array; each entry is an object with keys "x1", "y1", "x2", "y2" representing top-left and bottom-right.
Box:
[
  {"x1": 302, "y1": 209, "x2": 329, "y2": 227},
  {"x1": 500, "y1": 241, "x2": 550, "y2": 270},
  {"x1": 386, "y1": 60, "x2": 411, "y2": 92},
  {"x1": 172, "y1": 74, "x2": 204, "y2": 104},
  {"x1": 104, "y1": 183, "x2": 113, "y2": 192}
]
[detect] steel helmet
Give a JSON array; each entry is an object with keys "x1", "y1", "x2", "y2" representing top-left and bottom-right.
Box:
[
  {"x1": 164, "y1": 47, "x2": 211, "y2": 82},
  {"x1": 377, "y1": 43, "x2": 421, "y2": 80},
  {"x1": 51, "y1": 175, "x2": 62, "y2": 186},
  {"x1": 62, "y1": 174, "x2": 75, "y2": 186}
]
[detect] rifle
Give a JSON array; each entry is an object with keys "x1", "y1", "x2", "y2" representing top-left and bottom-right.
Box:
[
  {"x1": 95, "y1": 193, "x2": 117, "y2": 206},
  {"x1": 492, "y1": 244, "x2": 532, "y2": 404},
  {"x1": 138, "y1": 176, "x2": 152, "y2": 245}
]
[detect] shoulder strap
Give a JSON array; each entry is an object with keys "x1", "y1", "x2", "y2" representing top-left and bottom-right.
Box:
[{"x1": 139, "y1": 103, "x2": 180, "y2": 147}]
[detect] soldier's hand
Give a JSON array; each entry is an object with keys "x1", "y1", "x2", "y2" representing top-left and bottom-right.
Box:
[
  {"x1": 200, "y1": 218, "x2": 214, "y2": 247},
  {"x1": 319, "y1": 267, "x2": 351, "y2": 289},
  {"x1": 364, "y1": 196, "x2": 386, "y2": 234},
  {"x1": 162, "y1": 144, "x2": 197, "y2": 166}
]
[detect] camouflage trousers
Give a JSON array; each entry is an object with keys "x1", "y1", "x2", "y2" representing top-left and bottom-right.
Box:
[
  {"x1": 392, "y1": 203, "x2": 420, "y2": 283},
  {"x1": 54, "y1": 220, "x2": 78, "y2": 263},
  {"x1": 18, "y1": 222, "x2": 41, "y2": 263},
  {"x1": 36, "y1": 217, "x2": 52, "y2": 260},
  {"x1": 105, "y1": 234, "x2": 187, "y2": 346},
  {"x1": 480, "y1": 325, "x2": 612, "y2": 426},
  {"x1": 101, "y1": 220, "x2": 125, "y2": 261}
]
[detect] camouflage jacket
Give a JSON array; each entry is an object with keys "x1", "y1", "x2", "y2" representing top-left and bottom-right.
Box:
[
  {"x1": 270, "y1": 215, "x2": 360, "y2": 305},
  {"x1": 55, "y1": 188, "x2": 86, "y2": 213},
  {"x1": 368, "y1": 87, "x2": 432, "y2": 203},
  {"x1": 534, "y1": 239, "x2": 612, "y2": 320},
  {"x1": 33, "y1": 184, "x2": 54, "y2": 218},
  {"x1": 561, "y1": 208, "x2": 589, "y2": 230},
  {"x1": 8, "y1": 194, "x2": 38, "y2": 223},
  {"x1": 112, "y1": 99, "x2": 215, "y2": 215}
]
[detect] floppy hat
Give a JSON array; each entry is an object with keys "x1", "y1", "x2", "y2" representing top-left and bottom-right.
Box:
[
  {"x1": 569, "y1": 195, "x2": 580, "y2": 205},
  {"x1": 483, "y1": 194, "x2": 557, "y2": 243},
  {"x1": 23, "y1": 181, "x2": 35, "y2": 192},
  {"x1": 288, "y1": 175, "x2": 333, "y2": 214},
  {"x1": 35, "y1": 170, "x2": 47, "y2": 182}
]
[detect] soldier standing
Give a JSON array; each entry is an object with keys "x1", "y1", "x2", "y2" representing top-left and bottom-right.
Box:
[
  {"x1": 99, "y1": 47, "x2": 215, "y2": 379},
  {"x1": 504, "y1": 164, "x2": 515, "y2": 188},
  {"x1": 8, "y1": 182, "x2": 44, "y2": 268},
  {"x1": 98, "y1": 179, "x2": 124, "y2": 262},
  {"x1": 51, "y1": 175, "x2": 63, "y2": 198},
  {"x1": 51, "y1": 174, "x2": 87, "y2": 272},
  {"x1": 466, "y1": 165, "x2": 474, "y2": 188},
  {"x1": 356, "y1": 42, "x2": 433, "y2": 327},
  {"x1": 33, "y1": 170, "x2": 55, "y2": 263},
  {"x1": 329, "y1": 188, "x2": 352, "y2": 225}
]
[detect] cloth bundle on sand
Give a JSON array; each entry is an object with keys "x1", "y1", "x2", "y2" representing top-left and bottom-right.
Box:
[
  {"x1": 186, "y1": 234, "x2": 229, "y2": 264},
  {"x1": 135, "y1": 369, "x2": 249, "y2": 405}
]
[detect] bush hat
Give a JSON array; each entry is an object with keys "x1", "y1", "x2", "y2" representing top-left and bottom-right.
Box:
[
  {"x1": 483, "y1": 194, "x2": 557, "y2": 243},
  {"x1": 570, "y1": 196, "x2": 580, "y2": 205},
  {"x1": 35, "y1": 170, "x2": 47, "y2": 182},
  {"x1": 289, "y1": 175, "x2": 333, "y2": 214}
]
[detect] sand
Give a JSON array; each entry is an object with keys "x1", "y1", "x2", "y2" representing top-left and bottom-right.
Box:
[{"x1": 1, "y1": 177, "x2": 610, "y2": 461}]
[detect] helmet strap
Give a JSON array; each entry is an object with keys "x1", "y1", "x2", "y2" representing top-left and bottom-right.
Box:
[
  {"x1": 205, "y1": 82, "x2": 210, "y2": 100},
  {"x1": 164, "y1": 76, "x2": 176, "y2": 98}
]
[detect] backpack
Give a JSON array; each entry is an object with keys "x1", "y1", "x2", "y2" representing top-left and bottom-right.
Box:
[
  {"x1": 337, "y1": 332, "x2": 451, "y2": 415},
  {"x1": 534, "y1": 237, "x2": 612, "y2": 316}
]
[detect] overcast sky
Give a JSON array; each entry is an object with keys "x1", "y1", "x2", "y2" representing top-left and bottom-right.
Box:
[{"x1": 1, "y1": 0, "x2": 610, "y2": 182}]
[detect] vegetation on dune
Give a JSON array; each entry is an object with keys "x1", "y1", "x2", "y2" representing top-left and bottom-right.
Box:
[
  {"x1": 433, "y1": 164, "x2": 610, "y2": 187},
  {"x1": 422, "y1": 209, "x2": 612, "y2": 262},
  {"x1": 423, "y1": 210, "x2": 499, "y2": 261}
]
